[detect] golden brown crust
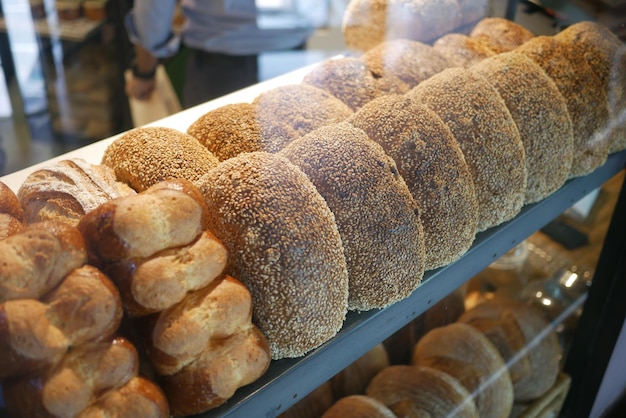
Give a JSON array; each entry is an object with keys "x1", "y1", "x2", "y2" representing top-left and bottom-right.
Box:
[
  {"x1": 342, "y1": 0, "x2": 462, "y2": 52},
  {"x1": 470, "y1": 17, "x2": 535, "y2": 53},
  {"x1": 187, "y1": 102, "x2": 300, "y2": 160},
  {"x1": 0, "y1": 180, "x2": 24, "y2": 221},
  {"x1": 515, "y1": 35, "x2": 611, "y2": 178},
  {"x1": 322, "y1": 395, "x2": 398, "y2": 418},
  {"x1": 0, "y1": 221, "x2": 87, "y2": 303},
  {"x1": 362, "y1": 39, "x2": 452, "y2": 88},
  {"x1": 17, "y1": 158, "x2": 136, "y2": 226},
  {"x1": 458, "y1": 298, "x2": 561, "y2": 401},
  {"x1": 280, "y1": 122, "x2": 425, "y2": 310},
  {"x1": 0, "y1": 213, "x2": 25, "y2": 240},
  {"x1": 159, "y1": 325, "x2": 271, "y2": 416},
  {"x1": 349, "y1": 95, "x2": 478, "y2": 269},
  {"x1": 411, "y1": 322, "x2": 513, "y2": 418},
  {"x1": 78, "y1": 179, "x2": 209, "y2": 263},
  {"x1": 302, "y1": 56, "x2": 409, "y2": 111},
  {"x1": 366, "y1": 365, "x2": 479, "y2": 417},
  {"x1": 253, "y1": 84, "x2": 353, "y2": 137},
  {"x1": 197, "y1": 152, "x2": 349, "y2": 359},
  {"x1": 408, "y1": 67, "x2": 526, "y2": 231},
  {"x1": 101, "y1": 126, "x2": 220, "y2": 192},
  {"x1": 471, "y1": 52, "x2": 574, "y2": 203},
  {"x1": 433, "y1": 33, "x2": 496, "y2": 68}
]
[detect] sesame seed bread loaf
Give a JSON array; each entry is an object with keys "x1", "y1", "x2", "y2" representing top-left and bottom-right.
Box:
[
  {"x1": 458, "y1": 297, "x2": 561, "y2": 402},
  {"x1": 101, "y1": 127, "x2": 220, "y2": 192},
  {"x1": 253, "y1": 84, "x2": 354, "y2": 138},
  {"x1": 433, "y1": 33, "x2": 496, "y2": 68},
  {"x1": 187, "y1": 102, "x2": 300, "y2": 160},
  {"x1": 197, "y1": 152, "x2": 349, "y2": 359},
  {"x1": 16, "y1": 158, "x2": 136, "y2": 227},
  {"x1": 411, "y1": 323, "x2": 514, "y2": 418},
  {"x1": 280, "y1": 122, "x2": 425, "y2": 311},
  {"x1": 471, "y1": 52, "x2": 574, "y2": 203},
  {"x1": 408, "y1": 67, "x2": 527, "y2": 231},
  {"x1": 349, "y1": 95, "x2": 478, "y2": 269},
  {"x1": 470, "y1": 17, "x2": 535, "y2": 53},
  {"x1": 515, "y1": 35, "x2": 611, "y2": 178},
  {"x1": 302, "y1": 56, "x2": 409, "y2": 111},
  {"x1": 366, "y1": 365, "x2": 480, "y2": 418},
  {"x1": 322, "y1": 395, "x2": 398, "y2": 418}
]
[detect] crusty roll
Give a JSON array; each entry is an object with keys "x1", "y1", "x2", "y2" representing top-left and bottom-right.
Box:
[
  {"x1": 0, "y1": 221, "x2": 87, "y2": 303},
  {"x1": 0, "y1": 213, "x2": 24, "y2": 240},
  {"x1": 158, "y1": 325, "x2": 271, "y2": 416},
  {"x1": 280, "y1": 122, "x2": 425, "y2": 311},
  {"x1": 78, "y1": 179, "x2": 209, "y2": 263},
  {"x1": 515, "y1": 35, "x2": 611, "y2": 178},
  {"x1": 0, "y1": 180, "x2": 24, "y2": 221},
  {"x1": 331, "y1": 343, "x2": 390, "y2": 399},
  {"x1": 197, "y1": 152, "x2": 349, "y2": 359},
  {"x1": 471, "y1": 52, "x2": 574, "y2": 203},
  {"x1": 349, "y1": 95, "x2": 478, "y2": 269},
  {"x1": 366, "y1": 365, "x2": 479, "y2": 418},
  {"x1": 101, "y1": 126, "x2": 220, "y2": 192},
  {"x1": 408, "y1": 67, "x2": 527, "y2": 231},
  {"x1": 361, "y1": 39, "x2": 452, "y2": 89},
  {"x1": 302, "y1": 56, "x2": 409, "y2": 111},
  {"x1": 77, "y1": 376, "x2": 169, "y2": 418},
  {"x1": 104, "y1": 230, "x2": 228, "y2": 317},
  {"x1": 4, "y1": 336, "x2": 139, "y2": 418},
  {"x1": 433, "y1": 33, "x2": 496, "y2": 68},
  {"x1": 469, "y1": 17, "x2": 535, "y2": 53},
  {"x1": 253, "y1": 84, "x2": 354, "y2": 137},
  {"x1": 145, "y1": 275, "x2": 254, "y2": 376},
  {"x1": 17, "y1": 158, "x2": 136, "y2": 226},
  {"x1": 458, "y1": 297, "x2": 561, "y2": 401},
  {"x1": 411, "y1": 322, "x2": 514, "y2": 418},
  {"x1": 186, "y1": 102, "x2": 299, "y2": 160},
  {"x1": 322, "y1": 395, "x2": 397, "y2": 418},
  {"x1": 342, "y1": 0, "x2": 462, "y2": 52}
]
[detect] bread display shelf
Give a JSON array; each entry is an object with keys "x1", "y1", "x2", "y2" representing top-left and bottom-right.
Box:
[{"x1": 1, "y1": 57, "x2": 625, "y2": 415}]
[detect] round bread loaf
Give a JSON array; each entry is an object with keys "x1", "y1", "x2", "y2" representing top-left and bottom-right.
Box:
[
  {"x1": 458, "y1": 297, "x2": 561, "y2": 402},
  {"x1": 471, "y1": 52, "x2": 574, "y2": 203},
  {"x1": 253, "y1": 84, "x2": 353, "y2": 137},
  {"x1": 349, "y1": 95, "x2": 477, "y2": 269},
  {"x1": 342, "y1": 0, "x2": 462, "y2": 52},
  {"x1": 302, "y1": 56, "x2": 409, "y2": 111},
  {"x1": 322, "y1": 395, "x2": 397, "y2": 418},
  {"x1": 362, "y1": 39, "x2": 452, "y2": 88},
  {"x1": 197, "y1": 152, "x2": 349, "y2": 359},
  {"x1": 280, "y1": 122, "x2": 425, "y2": 311},
  {"x1": 470, "y1": 17, "x2": 535, "y2": 53},
  {"x1": 411, "y1": 322, "x2": 514, "y2": 418},
  {"x1": 515, "y1": 35, "x2": 611, "y2": 178},
  {"x1": 101, "y1": 126, "x2": 220, "y2": 192},
  {"x1": 408, "y1": 67, "x2": 527, "y2": 231},
  {"x1": 186, "y1": 102, "x2": 299, "y2": 160},
  {"x1": 366, "y1": 365, "x2": 479, "y2": 418},
  {"x1": 556, "y1": 21, "x2": 626, "y2": 153},
  {"x1": 17, "y1": 158, "x2": 136, "y2": 226},
  {"x1": 433, "y1": 33, "x2": 496, "y2": 68}
]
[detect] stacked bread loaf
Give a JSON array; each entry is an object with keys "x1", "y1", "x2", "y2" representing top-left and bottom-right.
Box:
[{"x1": 77, "y1": 178, "x2": 271, "y2": 416}]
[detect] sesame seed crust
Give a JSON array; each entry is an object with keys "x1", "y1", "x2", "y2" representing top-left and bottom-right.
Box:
[
  {"x1": 362, "y1": 39, "x2": 452, "y2": 88},
  {"x1": 253, "y1": 84, "x2": 353, "y2": 137},
  {"x1": 471, "y1": 52, "x2": 574, "y2": 203},
  {"x1": 186, "y1": 103, "x2": 299, "y2": 161},
  {"x1": 433, "y1": 33, "x2": 497, "y2": 68},
  {"x1": 302, "y1": 56, "x2": 409, "y2": 111},
  {"x1": 348, "y1": 95, "x2": 478, "y2": 269},
  {"x1": 515, "y1": 36, "x2": 611, "y2": 178},
  {"x1": 197, "y1": 152, "x2": 349, "y2": 359},
  {"x1": 469, "y1": 17, "x2": 535, "y2": 53},
  {"x1": 280, "y1": 122, "x2": 425, "y2": 311},
  {"x1": 408, "y1": 67, "x2": 527, "y2": 231},
  {"x1": 102, "y1": 127, "x2": 220, "y2": 192}
]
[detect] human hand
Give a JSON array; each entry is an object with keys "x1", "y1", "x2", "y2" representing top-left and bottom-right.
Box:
[{"x1": 126, "y1": 76, "x2": 156, "y2": 101}]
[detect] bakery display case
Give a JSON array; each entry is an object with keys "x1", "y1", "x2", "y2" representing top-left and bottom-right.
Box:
[{"x1": 1, "y1": 0, "x2": 626, "y2": 417}]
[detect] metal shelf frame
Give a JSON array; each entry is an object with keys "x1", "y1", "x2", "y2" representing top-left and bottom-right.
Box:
[{"x1": 201, "y1": 150, "x2": 626, "y2": 418}]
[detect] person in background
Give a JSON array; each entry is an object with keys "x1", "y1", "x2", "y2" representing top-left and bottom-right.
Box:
[{"x1": 125, "y1": 0, "x2": 315, "y2": 108}]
